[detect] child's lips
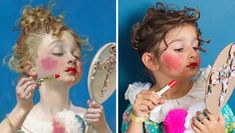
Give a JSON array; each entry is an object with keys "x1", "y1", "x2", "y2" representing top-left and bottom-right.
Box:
[
  {"x1": 65, "y1": 67, "x2": 77, "y2": 75},
  {"x1": 186, "y1": 62, "x2": 198, "y2": 68}
]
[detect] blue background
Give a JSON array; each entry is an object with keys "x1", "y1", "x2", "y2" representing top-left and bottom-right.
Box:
[
  {"x1": 0, "y1": 0, "x2": 116, "y2": 132},
  {"x1": 119, "y1": 0, "x2": 235, "y2": 130}
]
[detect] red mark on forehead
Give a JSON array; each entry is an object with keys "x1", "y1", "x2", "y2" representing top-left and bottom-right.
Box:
[
  {"x1": 161, "y1": 53, "x2": 183, "y2": 70},
  {"x1": 40, "y1": 57, "x2": 59, "y2": 72}
]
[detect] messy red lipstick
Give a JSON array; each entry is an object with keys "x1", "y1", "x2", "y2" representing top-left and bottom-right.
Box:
[
  {"x1": 65, "y1": 67, "x2": 77, "y2": 75},
  {"x1": 186, "y1": 62, "x2": 198, "y2": 68}
]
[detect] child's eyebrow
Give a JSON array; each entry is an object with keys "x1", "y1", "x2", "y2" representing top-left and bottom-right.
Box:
[
  {"x1": 48, "y1": 40, "x2": 64, "y2": 49},
  {"x1": 168, "y1": 38, "x2": 184, "y2": 46},
  {"x1": 168, "y1": 37, "x2": 198, "y2": 46},
  {"x1": 49, "y1": 40, "x2": 63, "y2": 45}
]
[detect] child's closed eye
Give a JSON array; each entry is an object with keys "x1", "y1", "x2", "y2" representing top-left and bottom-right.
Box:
[
  {"x1": 174, "y1": 48, "x2": 183, "y2": 52},
  {"x1": 52, "y1": 53, "x2": 64, "y2": 56}
]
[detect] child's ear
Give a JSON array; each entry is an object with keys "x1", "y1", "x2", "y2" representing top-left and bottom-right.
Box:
[
  {"x1": 141, "y1": 53, "x2": 159, "y2": 71},
  {"x1": 24, "y1": 61, "x2": 37, "y2": 77}
]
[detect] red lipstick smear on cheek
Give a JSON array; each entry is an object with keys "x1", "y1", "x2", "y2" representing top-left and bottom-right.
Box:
[
  {"x1": 77, "y1": 62, "x2": 83, "y2": 75},
  {"x1": 161, "y1": 53, "x2": 183, "y2": 71},
  {"x1": 40, "y1": 57, "x2": 59, "y2": 72}
]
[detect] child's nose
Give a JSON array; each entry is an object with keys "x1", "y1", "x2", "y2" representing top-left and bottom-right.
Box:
[
  {"x1": 67, "y1": 54, "x2": 77, "y2": 65},
  {"x1": 190, "y1": 53, "x2": 197, "y2": 59},
  {"x1": 189, "y1": 48, "x2": 198, "y2": 59}
]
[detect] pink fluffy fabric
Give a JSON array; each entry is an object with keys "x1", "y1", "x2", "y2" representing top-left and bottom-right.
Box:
[
  {"x1": 163, "y1": 109, "x2": 187, "y2": 133},
  {"x1": 52, "y1": 119, "x2": 65, "y2": 133}
]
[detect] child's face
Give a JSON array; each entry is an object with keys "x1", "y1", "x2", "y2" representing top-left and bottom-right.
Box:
[
  {"x1": 35, "y1": 31, "x2": 82, "y2": 85},
  {"x1": 157, "y1": 24, "x2": 200, "y2": 78}
]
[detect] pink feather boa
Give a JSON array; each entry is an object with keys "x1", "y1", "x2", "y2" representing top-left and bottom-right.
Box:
[
  {"x1": 163, "y1": 109, "x2": 187, "y2": 133},
  {"x1": 52, "y1": 119, "x2": 65, "y2": 133}
]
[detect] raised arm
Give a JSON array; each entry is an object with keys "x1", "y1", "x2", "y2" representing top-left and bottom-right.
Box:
[{"x1": 0, "y1": 77, "x2": 38, "y2": 133}]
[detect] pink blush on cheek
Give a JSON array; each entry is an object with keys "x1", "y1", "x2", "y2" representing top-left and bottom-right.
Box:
[
  {"x1": 40, "y1": 57, "x2": 59, "y2": 72},
  {"x1": 161, "y1": 53, "x2": 183, "y2": 70}
]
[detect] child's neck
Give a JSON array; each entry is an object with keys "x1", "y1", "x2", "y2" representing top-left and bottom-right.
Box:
[
  {"x1": 37, "y1": 83, "x2": 71, "y2": 117},
  {"x1": 154, "y1": 79, "x2": 193, "y2": 100}
]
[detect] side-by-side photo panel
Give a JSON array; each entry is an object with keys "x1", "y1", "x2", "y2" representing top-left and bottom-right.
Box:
[
  {"x1": 119, "y1": 0, "x2": 235, "y2": 133},
  {"x1": 0, "y1": 0, "x2": 116, "y2": 132}
]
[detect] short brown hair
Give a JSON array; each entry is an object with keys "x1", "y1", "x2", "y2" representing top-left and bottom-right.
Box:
[{"x1": 131, "y1": 2, "x2": 208, "y2": 59}]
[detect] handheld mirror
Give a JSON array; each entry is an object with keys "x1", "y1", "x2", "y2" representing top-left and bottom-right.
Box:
[
  {"x1": 87, "y1": 42, "x2": 116, "y2": 103},
  {"x1": 205, "y1": 43, "x2": 235, "y2": 114}
]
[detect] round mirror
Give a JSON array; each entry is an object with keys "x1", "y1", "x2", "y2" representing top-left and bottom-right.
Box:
[
  {"x1": 205, "y1": 43, "x2": 235, "y2": 114},
  {"x1": 87, "y1": 42, "x2": 116, "y2": 103}
]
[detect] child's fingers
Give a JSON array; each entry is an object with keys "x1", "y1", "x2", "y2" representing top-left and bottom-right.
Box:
[
  {"x1": 191, "y1": 124, "x2": 201, "y2": 133},
  {"x1": 137, "y1": 90, "x2": 161, "y2": 105},
  {"x1": 16, "y1": 78, "x2": 32, "y2": 90},
  {"x1": 85, "y1": 113, "x2": 101, "y2": 119},
  {"x1": 204, "y1": 109, "x2": 217, "y2": 121},
  {"x1": 192, "y1": 117, "x2": 206, "y2": 131},
  {"x1": 25, "y1": 92, "x2": 32, "y2": 99},
  {"x1": 87, "y1": 100, "x2": 102, "y2": 108},
  {"x1": 87, "y1": 99, "x2": 91, "y2": 105},
  {"x1": 86, "y1": 118, "x2": 99, "y2": 123},
  {"x1": 87, "y1": 108, "x2": 103, "y2": 114},
  {"x1": 21, "y1": 84, "x2": 37, "y2": 98},
  {"x1": 139, "y1": 99, "x2": 156, "y2": 111},
  {"x1": 17, "y1": 81, "x2": 37, "y2": 97},
  {"x1": 158, "y1": 99, "x2": 165, "y2": 104},
  {"x1": 196, "y1": 111, "x2": 209, "y2": 127},
  {"x1": 21, "y1": 80, "x2": 37, "y2": 90}
]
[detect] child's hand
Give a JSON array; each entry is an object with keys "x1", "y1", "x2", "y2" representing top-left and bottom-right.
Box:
[
  {"x1": 16, "y1": 76, "x2": 38, "y2": 112},
  {"x1": 85, "y1": 100, "x2": 105, "y2": 126},
  {"x1": 132, "y1": 90, "x2": 165, "y2": 118},
  {"x1": 191, "y1": 109, "x2": 225, "y2": 133},
  {"x1": 85, "y1": 100, "x2": 111, "y2": 132}
]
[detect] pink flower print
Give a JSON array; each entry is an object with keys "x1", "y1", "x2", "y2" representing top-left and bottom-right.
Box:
[{"x1": 123, "y1": 112, "x2": 130, "y2": 123}]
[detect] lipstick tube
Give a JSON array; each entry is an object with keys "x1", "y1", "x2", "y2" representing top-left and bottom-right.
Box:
[
  {"x1": 156, "y1": 80, "x2": 177, "y2": 97},
  {"x1": 37, "y1": 74, "x2": 60, "y2": 85}
]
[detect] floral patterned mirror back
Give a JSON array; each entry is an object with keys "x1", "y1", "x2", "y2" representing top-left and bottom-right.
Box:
[
  {"x1": 206, "y1": 43, "x2": 235, "y2": 114},
  {"x1": 88, "y1": 43, "x2": 116, "y2": 103}
]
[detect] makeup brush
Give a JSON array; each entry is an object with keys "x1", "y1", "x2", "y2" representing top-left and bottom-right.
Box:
[{"x1": 37, "y1": 74, "x2": 60, "y2": 85}]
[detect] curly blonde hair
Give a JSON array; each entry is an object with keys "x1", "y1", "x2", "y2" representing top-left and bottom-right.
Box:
[{"x1": 8, "y1": 5, "x2": 83, "y2": 74}]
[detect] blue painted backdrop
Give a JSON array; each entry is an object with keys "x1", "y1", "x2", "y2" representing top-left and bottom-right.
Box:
[
  {"x1": 119, "y1": 0, "x2": 235, "y2": 130},
  {"x1": 0, "y1": 0, "x2": 116, "y2": 132}
]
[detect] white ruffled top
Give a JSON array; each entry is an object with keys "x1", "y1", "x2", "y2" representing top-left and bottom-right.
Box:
[
  {"x1": 125, "y1": 66, "x2": 211, "y2": 123},
  {"x1": 21, "y1": 104, "x2": 86, "y2": 133}
]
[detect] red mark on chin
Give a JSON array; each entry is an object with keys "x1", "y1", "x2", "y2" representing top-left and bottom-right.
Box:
[
  {"x1": 161, "y1": 53, "x2": 182, "y2": 70},
  {"x1": 41, "y1": 57, "x2": 59, "y2": 72}
]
